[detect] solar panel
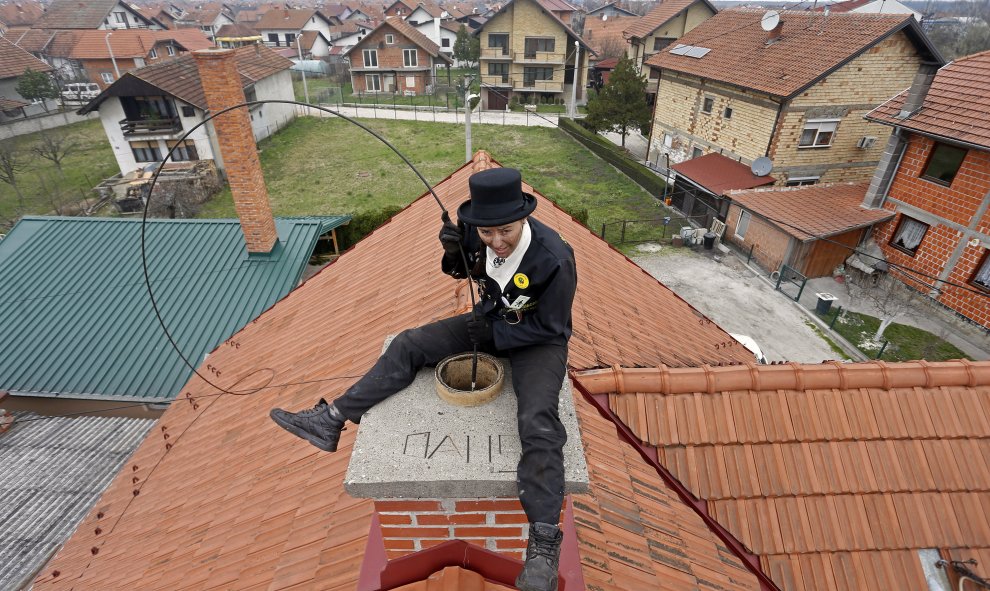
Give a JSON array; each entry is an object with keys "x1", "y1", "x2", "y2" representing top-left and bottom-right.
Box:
[{"x1": 669, "y1": 43, "x2": 711, "y2": 59}]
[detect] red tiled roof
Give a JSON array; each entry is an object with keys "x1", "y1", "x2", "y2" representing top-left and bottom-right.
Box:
[
  {"x1": 35, "y1": 0, "x2": 151, "y2": 29},
  {"x1": 0, "y1": 1, "x2": 44, "y2": 27},
  {"x1": 0, "y1": 34, "x2": 51, "y2": 79},
  {"x1": 646, "y1": 8, "x2": 931, "y2": 98},
  {"x1": 345, "y1": 16, "x2": 447, "y2": 59},
  {"x1": 537, "y1": 0, "x2": 576, "y2": 13},
  {"x1": 823, "y1": 0, "x2": 876, "y2": 12},
  {"x1": 671, "y1": 152, "x2": 775, "y2": 195},
  {"x1": 728, "y1": 182, "x2": 894, "y2": 240},
  {"x1": 215, "y1": 23, "x2": 261, "y2": 38},
  {"x1": 69, "y1": 29, "x2": 213, "y2": 60},
  {"x1": 255, "y1": 8, "x2": 322, "y2": 30},
  {"x1": 298, "y1": 29, "x2": 326, "y2": 51},
  {"x1": 575, "y1": 361, "x2": 990, "y2": 591},
  {"x1": 3, "y1": 27, "x2": 57, "y2": 53},
  {"x1": 33, "y1": 153, "x2": 753, "y2": 591},
  {"x1": 867, "y1": 49, "x2": 990, "y2": 150},
  {"x1": 623, "y1": 0, "x2": 699, "y2": 40},
  {"x1": 393, "y1": 566, "x2": 515, "y2": 590},
  {"x1": 582, "y1": 15, "x2": 632, "y2": 57}
]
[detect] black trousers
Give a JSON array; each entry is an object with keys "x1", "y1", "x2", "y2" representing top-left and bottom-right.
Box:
[{"x1": 334, "y1": 314, "x2": 568, "y2": 525}]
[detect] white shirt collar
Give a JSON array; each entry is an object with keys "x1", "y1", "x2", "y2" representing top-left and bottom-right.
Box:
[{"x1": 485, "y1": 220, "x2": 532, "y2": 292}]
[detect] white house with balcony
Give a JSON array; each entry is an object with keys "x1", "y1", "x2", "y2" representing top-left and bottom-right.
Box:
[
  {"x1": 78, "y1": 45, "x2": 295, "y2": 177},
  {"x1": 255, "y1": 8, "x2": 338, "y2": 53}
]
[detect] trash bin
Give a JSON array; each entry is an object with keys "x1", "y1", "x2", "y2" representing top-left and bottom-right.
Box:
[
  {"x1": 703, "y1": 232, "x2": 716, "y2": 250},
  {"x1": 815, "y1": 292, "x2": 837, "y2": 315}
]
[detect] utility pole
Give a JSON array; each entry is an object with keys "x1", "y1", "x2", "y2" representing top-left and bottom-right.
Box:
[
  {"x1": 296, "y1": 36, "x2": 309, "y2": 104},
  {"x1": 568, "y1": 40, "x2": 579, "y2": 118}
]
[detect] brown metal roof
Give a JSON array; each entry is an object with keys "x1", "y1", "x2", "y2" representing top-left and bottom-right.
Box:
[
  {"x1": 727, "y1": 182, "x2": 894, "y2": 240},
  {"x1": 0, "y1": 34, "x2": 51, "y2": 79},
  {"x1": 646, "y1": 8, "x2": 939, "y2": 99},
  {"x1": 32, "y1": 153, "x2": 756, "y2": 591},
  {"x1": 574, "y1": 360, "x2": 990, "y2": 591},
  {"x1": 623, "y1": 0, "x2": 702, "y2": 40},
  {"x1": 866, "y1": 49, "x2": 990, "y2": 150},
  {"x1": 671, "y1": 152, "x2": 775, "y2": 195}
]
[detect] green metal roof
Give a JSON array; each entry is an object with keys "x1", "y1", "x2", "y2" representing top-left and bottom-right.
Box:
[{"x1": 0, "y1": 215, "x2": 350, "y2": 402}]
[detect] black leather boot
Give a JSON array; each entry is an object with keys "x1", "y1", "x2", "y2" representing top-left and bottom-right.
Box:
[
  {"x1": 516, "y1": 522, "x2": 563, "y2": 591},
  {"x1": 270, "y1": 398, "x2": 346, "y2": 452}
]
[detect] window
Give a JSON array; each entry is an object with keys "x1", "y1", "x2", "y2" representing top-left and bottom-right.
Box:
[
  {"x1": 488, "y1": 62, "x2": 509, "y2": 82},
  {"x1": 489, "y1": 33, "x2": 509, "y2": 55},
  {"x1": 649, "y1": 68, "x2": 660, "y2": 80},
  {"x1": 735, "y1": 210, "x2": 751, "y2": 239},
  {"x1": 972, "y1": 250, "x2": 990, "y2": 291},
  {"x1": 524, "y1": 37, "x2": 555, "y2": 58},
  {"x1": 692, "y1": 146, "x2": 703, "y2": 158},
  {"x1": 363, "y1": 48, "x2": 378, "y2": 67},
  {"x1": 366, "y1": 73, "x2": 381, "y2": 91},
  {"x1": 522, "y1": 66, "x2": 553, "y2": 87},
  {"x1": 181, "y1": 105, "x2": 195, "y2": 117},
  {"x1": 130, "y1": 141, "x2": 161, "y2": 163},
  {"x1": 785, "y1": 176, "x2": 819, "y2": 187},
  {"x1": 268, "y1": 33, "x2": 279, "y2": 46},
  {"x1": 101, "y1": 72, "x2": 114, "y2": 84},
  {"x1": 166, "y1": 45, "x2": 175, "y2": 56},
  {"x1": 653, "y1": 37, "x2": 674, "y2": 51},
  {"x1": 799, "y1": 119, "x2": 838, "y2": 148},
  {"x1": 441, "y1": 38, "x2": 450, "y2": 47},
  {"x1": 922, "y1": 142, "x2": 967, "y2": 186},
  {"x1": 403, "y1": 48, "x2": 418, "y2": 67},
  {"x1": 701, "y1": 97, "x2": 714, "y2": 114},
  {"x1": 889, "y1": 215, "x2": 929, "y2": 255},
  {"x1": 385, "y1": 34, "x2": 394, "y2": 44},
  {"x1": 166, "y1": 140, "x2": 198, "y2": 161},
  {"x1": 723, "y1": 106, "x2": 733, "y2": 119},
  {"x1": 149, "y1": 47, "x2": 158, "y2": 58},
  {"x1": 114, "y1": 11, "x2": 126, "y2": 23},
  {"x1": 285, "y1": 33, "x2": 295, "y2": 46}
]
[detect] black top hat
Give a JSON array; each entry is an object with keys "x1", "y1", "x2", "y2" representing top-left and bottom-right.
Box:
[{"x1": 457, "y1": 168, "x2": 537, "y2": 227}]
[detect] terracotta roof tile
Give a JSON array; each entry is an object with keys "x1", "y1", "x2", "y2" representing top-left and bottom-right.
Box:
[
  {"x1": 68, "y1": 29, "x2": 213, "y2": 60},
  {"x1": 35, "y1": 0, "x2": 149, "y2": 29},
  {"x1": 672, "y1": 152, "x2": 775, "y2": 195},
  {"x1": 646, "y1": 8, "x2": 927, "y2": 98},
  {"x1": 574, "y1": 360, "x2": 990, "y2": 591},
  {"x1": 623, "y1": 0, "x2": 699, "y2": 40},
  {"x1": 33, "y1": 154, "x2": 753, "y2": 590},
  {"x1": 727, "y1": 182, "x2": 894, "y2": 240},
  {"x1": 255, "y1": 8, "x2": 325, "y2": 30},
  {"x1": 215, "y1": 23, "x2": 261, "y2": 38},
  {"x1": 385, "y1": 16, "x2": 444, "y2": 57},
  {"x1": 582, "y1": 15, "x2": 632, "y2": 57},
  {"x1": 867, "y1": 49, "x2": 990, "y2": 150},
  {"x1": 0, "y1": 34, "x2": 50, "y2": 79},
  {"x1": 0, "y1": 1, "x2": 44, "y2": 27}
]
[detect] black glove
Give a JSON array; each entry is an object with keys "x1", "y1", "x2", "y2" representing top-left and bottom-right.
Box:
[
  {"x1": 439, "y1": 218, "x2": 463, "y2": 257},
  {"x1": 466, "y1": 313, "x2": 493, "y2": 345}
]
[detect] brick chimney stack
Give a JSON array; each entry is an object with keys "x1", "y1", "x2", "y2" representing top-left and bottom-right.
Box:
[
  {"x1": 766, "y1": 21, "x2": 783, "y2": 45},
  {"x1": 192, "y1": 48, "x2": 278, "y2": 255}
]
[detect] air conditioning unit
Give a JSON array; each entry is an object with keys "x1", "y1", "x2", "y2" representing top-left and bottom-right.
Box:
[{"x1": 857, "y1": 136, "x2": 877, "y2": 149}]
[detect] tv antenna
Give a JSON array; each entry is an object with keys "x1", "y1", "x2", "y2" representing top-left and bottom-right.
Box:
[
  {"x1": 751, "y1": 157, "x2": 773, "y2": 177},
  {"x1": 760, "y1": 10, "x2": 780, "y2": 31}
]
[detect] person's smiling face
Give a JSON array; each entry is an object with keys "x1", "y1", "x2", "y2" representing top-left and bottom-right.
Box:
[{"x1": 477, "y1": 219, "x2": 525, "y2": 259}]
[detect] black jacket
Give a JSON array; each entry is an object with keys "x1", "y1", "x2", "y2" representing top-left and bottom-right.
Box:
[{"x1": 442, "y1": 217, "x2": 576, "y2": 350}]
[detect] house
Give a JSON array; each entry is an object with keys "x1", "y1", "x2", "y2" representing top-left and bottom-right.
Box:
[
  {"x1": 536, "y1": 0, "x2": 578, "y2": 28},
  {"x1": 413, "y1": 17, "x2": 460, "y2": 60},
  {"x1": 667, "y1": 151, "x2": 775, "y2": 226},
  {"x1": 214, "y1": 23, "x2": 264, "y2": 48},
  {"x1": 820, "y1": 0, "x2": 923, "y2": 21},
  {"x1": 0, "y1": 35, "x2": 54, "y2": 119},
  {"x1": 0, "y1": 0, "x2": 44, "y2": 33},
  {"x1": 581, "y1": 14, "x2": 633, "y2": 63},
  {"x1": 177, "y1": 6, "x2": 235, "y2": 42},
  {"x1": 383, "y1": 0, "x2": 416, "y2": 19},
  {"x1": 255, "y1": 8, "x2": 337, "y2": 53},
  {"x1": 403, "y1": 0, "x2": 444, "y2": 26},
  {"x1": 328, "y1": 21, "x2": 374, "y2": 55},
  {"x1": 476, "y1": 0, "x2": 594, "y2": 110},
  {"x1": 33, "y1": 0, "x2": 159, "y2": 30},
  {"x1": 645, "y1": 9, "x2": 944, "y2": 190},
  {"x1": 586, "y1": 1, "x2": 636, "y2": 18},
  {"x1": 622, "y1": 0, "x2": 716, "y2": 90},
  {"x1": 862, "y1": 49, "x2": 990, "y2": 329},
  {"x1": 344, "y1": 17, "x2": 452, "y2": 95},
  {"x1": 58, "y1": 29, "x2": 213, "y2": 89},
  {"x1": 723, "y1": 181, "x2": 894, "y2": 277},
  {"x1": 29, "y1": 150, "x2": 990, "y2": 591}
]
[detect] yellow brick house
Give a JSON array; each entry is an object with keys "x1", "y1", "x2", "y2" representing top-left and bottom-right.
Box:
[
  {"x1": 476, "y1": 0, "x2": 594, "y2": 110},
  {"x1": 645, "y1": 9, "x2": 942, "y2": 188}
]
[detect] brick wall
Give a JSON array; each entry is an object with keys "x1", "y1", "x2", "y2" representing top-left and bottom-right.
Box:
[
  {"x1": 725, "y1": 204, "x2": 793, "y2": 272},
  {"x1": 350, "y1": 24, "x2": 434, "y2": 94},
  {"x1": 83, "y1": 58, "x2": 140, "y2": 89},
  {"x1": 873, "y1": 133, "x2": 990, "y2": 328},
  {"x1": 192, "y1": 49, "x2": 278, "y2": 254},
  {"x1": 375, "y1": 498, "x2": 562, "y2": 560}
]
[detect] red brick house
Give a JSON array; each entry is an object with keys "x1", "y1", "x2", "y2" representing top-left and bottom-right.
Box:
[
  {"x1": 344, "y1": 16, "x2": 452, "y2": 95},
  {"x1": 863, "y1": 49, "x2": 990, "y2": 329}
]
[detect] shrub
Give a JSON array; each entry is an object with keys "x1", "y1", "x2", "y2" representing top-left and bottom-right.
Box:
[{"x1": 337, "y1": 205, "x2": 404, "y2": 250}]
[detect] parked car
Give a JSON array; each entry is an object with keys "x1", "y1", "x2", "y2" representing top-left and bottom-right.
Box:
[{"x1": 61, "y1": 83, "x2": 101, "y2": 103}]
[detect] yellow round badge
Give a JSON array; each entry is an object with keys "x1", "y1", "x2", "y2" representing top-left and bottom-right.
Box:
[{"x1": 513, "y1": 273, "x2": 529, "y2": 289}]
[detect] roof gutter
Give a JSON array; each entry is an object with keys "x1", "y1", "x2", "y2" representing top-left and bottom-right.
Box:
[{"x1": 570, "y1": 375, "x2": 782, "y2": 591}]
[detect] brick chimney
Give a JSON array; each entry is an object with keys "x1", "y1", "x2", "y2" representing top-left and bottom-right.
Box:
[
  {"x1": 766, "y1": 21, "x2": 783, "y2": 45},
  {"x1": 192, "y1": 48, "x2": 278, "y2": 255}
]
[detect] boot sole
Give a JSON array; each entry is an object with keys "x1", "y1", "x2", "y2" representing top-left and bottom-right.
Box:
[
  {"x1": 269, "y1": 410, "x2": 339, "y2": 452},
  {"x1": 515, "y1": 574, "x2": 558, "y2": 591}
]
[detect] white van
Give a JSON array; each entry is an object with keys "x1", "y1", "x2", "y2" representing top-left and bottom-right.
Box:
[{"x1": 61, "y1": 83, "x2": 101, "y2": 103}]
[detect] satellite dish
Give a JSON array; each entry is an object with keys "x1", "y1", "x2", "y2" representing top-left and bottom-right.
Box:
[
  {"x1": 751, "y1": 157, "x2": 773, "y2": 177},
  {"x1": 760, "y1": 10, "x2": 780, "y2": 31},
  {"x1": 602, "y1": 14, "x2": 608, "y2": 20}
]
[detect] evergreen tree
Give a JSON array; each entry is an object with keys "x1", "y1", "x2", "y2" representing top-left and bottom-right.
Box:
[
  {"x1": 453, "y1": 25, "x2": 480, "y2": 68},
  {"x1": 583, "y1": 55, "x2": 651, "y2": 147},
  {"x1": 15, "y1": 69, "x2": 59, "y2": 112}
]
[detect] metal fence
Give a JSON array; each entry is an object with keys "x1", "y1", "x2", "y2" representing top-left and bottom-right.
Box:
[
  {"x1": 599, "y1": 212, "x2": 708, "y2": 245},
  {"x1": 773, "y1": 264, "x2": 808, "y2": 302}
]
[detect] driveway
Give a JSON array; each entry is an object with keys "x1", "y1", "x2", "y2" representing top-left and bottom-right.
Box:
[{"x1": 633, "y1": 246, "x2": 841, "y2": 363}]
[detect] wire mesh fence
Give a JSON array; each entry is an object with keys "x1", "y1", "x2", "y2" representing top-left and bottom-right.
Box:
[{"x1": 599, "y1": 212, "x2": 708, "y2": 245}]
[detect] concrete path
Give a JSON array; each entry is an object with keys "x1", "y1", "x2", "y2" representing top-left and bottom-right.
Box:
[
  {"x1": 601, "y1": 129, "x2": 650, "y2": 160},
  {"x1": 633, "y1": 246, "x2": 841, "y2": 363},
  {"x1": 296, "y1": 103, "x2": 559, "y2": 127}
]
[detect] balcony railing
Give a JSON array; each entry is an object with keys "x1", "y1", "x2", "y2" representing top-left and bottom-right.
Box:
[
  {"x1": 512, "y1": 76, "x2": 563, "y2": 93},
  {"x1": 119, "y1": 117, "x2": 181, "y2": 136},
  {"x1": 481, "y1": 74, "x2": 510, "y2": 86},
  {"x1": 481, "y1": 47, "x2": 511, "y2": 59},
  {"x1": 513, "y1": 51, "x2": 564, "y2": 64}
]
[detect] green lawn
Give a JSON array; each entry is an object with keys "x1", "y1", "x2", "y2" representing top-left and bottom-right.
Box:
[
  {"x1": 197, "y1": 116, "x2": 655, "y2": 241},
  {"x1": 825, "y1": 309, "x2": 971, "y2": 362},
  {"x1": 0, "y1": 119, "x2": 117, "y2": 231}
]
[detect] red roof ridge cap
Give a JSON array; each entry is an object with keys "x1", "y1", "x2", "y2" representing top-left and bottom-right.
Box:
[
  {"x1": 573, "y1": 359, "x2": 990, "y2": 395},
  {"x1": 727, "y1": 181, "x2": 867, "y2": 196}
]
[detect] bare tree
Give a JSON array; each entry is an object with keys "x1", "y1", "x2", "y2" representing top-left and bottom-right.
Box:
[
  {"x1": 844, "y1": 270, "x2": 918, "y2": 341},
  {"x1": 32, "y1": 131, "x2": 77, "y2": 177},
  {"x1": 0, "y1": 143, "x2": 27, "y2": 207},
  {"x1": 597, "y1": 36, "x2": 628, "y2": 59}
]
